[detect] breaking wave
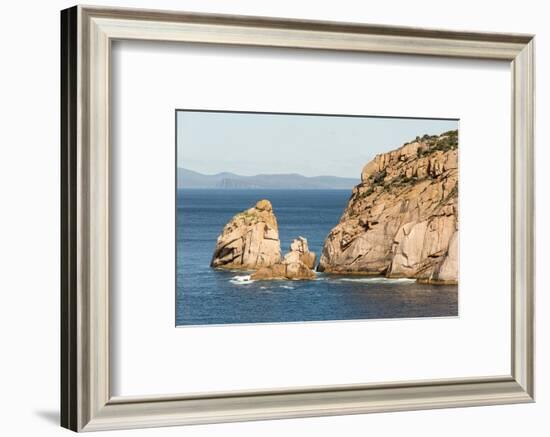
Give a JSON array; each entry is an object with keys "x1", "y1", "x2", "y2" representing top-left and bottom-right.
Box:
[{"x1": 229, "y1": 275, "x2": 255, "y2": 285}]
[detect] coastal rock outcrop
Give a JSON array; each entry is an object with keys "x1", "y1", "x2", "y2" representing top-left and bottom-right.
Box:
[
  {"x1": 211, "y1": 200, "x2": 282, "y2": 269},
  {"x1": 318, "y1": 130, "x2": 459, "y2": 284},
  {"x1": 284, "y1": 237, "x2": 317, "y2": 269},
  {"x1": 251, "y1": 236, "x2": 317, "y2": 280}
]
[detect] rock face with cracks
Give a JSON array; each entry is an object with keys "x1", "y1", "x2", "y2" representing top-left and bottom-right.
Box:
[
  {"x1": 318, "y1": 130, "x2": 459, "y2": 284},
  {"x1": 211, "y1": 200, "x2": 282, "y2": 269}
]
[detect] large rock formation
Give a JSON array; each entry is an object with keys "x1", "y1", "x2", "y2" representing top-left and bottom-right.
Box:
[
  {"x1": 318, "y1": 130, "x2": 459, "y2": 284},
  {"x1": 211, "y1": 200, "x2": 282, "y2": 269},
  {"x1": 251, "y1": 237, "x2": 316, "y2": 281}
]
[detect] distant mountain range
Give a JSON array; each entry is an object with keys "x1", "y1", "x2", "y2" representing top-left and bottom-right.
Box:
[{"x1": 177, "y1": 168, "x2": 359, "y2": 190}]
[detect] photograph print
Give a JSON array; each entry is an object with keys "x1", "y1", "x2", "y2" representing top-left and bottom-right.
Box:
[{"x1": 176, "y1": 110, "x2": 459, "y2": 326}]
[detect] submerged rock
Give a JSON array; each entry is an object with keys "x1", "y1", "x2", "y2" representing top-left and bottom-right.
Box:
[
  {"x1": 211, "y1": 200, "x2": 281, "y2": 269},
  {"x1": 318, "y1": 130, "x2": 459, "y2": 284}
]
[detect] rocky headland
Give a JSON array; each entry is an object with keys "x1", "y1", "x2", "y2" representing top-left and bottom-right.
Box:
[{"x1": 318, "y1": 130, "x2": 459, "y2": 284}]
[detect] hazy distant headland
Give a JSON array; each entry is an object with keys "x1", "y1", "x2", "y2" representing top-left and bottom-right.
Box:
[{"x1": 177, "y1": 168, "x2": 359, "y2": 190}]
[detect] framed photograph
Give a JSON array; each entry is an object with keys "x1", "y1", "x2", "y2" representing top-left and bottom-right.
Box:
[
  {"x1": 176, "y1": 110, "x2": 459, "y2": 326},
  {"x1": 61, "y1": 5, "x2": 535, "y2": 432}
]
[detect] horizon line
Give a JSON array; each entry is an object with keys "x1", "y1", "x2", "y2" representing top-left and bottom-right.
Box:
[{"x1": 177, "y1": 167, "x2": 360, "y2": 180}]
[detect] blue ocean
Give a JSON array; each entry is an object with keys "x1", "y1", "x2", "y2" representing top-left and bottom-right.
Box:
[{"x1": 176, "y1": 189, "x2": 458, "y2": 326}]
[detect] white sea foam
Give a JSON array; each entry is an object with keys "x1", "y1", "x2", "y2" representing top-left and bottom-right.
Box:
[
  {"x1": 229, "y1": 275, "x2": 255, "y2": 285},
  {"x1": 279, "y1": 285, "x2": 295, "y2": 290}
]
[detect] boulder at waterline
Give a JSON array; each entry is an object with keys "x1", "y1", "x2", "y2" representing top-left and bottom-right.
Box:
[
  {"x1": 251, "y1": 236, "x2": 317, "y2": 281},
  {"x1": 285, "y1": 236, "x2": 317, "y2": 269}
]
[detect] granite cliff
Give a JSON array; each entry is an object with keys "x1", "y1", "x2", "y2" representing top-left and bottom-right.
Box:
[{"x1": 318, "y1": 130, "x2": 459, "y2": 284}]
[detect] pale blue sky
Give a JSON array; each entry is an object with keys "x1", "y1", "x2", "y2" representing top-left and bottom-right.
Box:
[{"x1": 177, "y1": 111, "x2": 458, "y2": 178}]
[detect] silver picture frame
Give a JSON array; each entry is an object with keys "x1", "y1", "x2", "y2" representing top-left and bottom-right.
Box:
[{"x1": 61, "y1": 5, "x2": 535, "y2": 432}]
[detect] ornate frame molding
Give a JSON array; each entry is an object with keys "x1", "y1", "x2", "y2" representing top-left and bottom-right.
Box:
[{"x1": 61, "y1": 5, "x2": 535, "y2": 432}]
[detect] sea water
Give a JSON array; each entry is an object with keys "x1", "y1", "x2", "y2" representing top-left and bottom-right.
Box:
[{"x1": 176, "y1": 189, "x2": 458, "y2": 326}]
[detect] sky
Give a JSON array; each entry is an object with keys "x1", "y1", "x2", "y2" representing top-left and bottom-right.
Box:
[{"x1": 176, "y1": 111, "x2": 458, "y2": 179}]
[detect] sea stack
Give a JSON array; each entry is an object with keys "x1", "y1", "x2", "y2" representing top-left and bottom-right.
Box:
[
  {"x1": 251, "y1": 236, "x2": 316, "y2": 280},
  {"x1": 318, "y1": 130, "x2": 459, "y2": 284},
  {"x1": 211, "y1": 199, "x2": 282, "y2": 269},
  {"x1": 284, "y1": 237, "x2": 316, "y2": 269}
]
